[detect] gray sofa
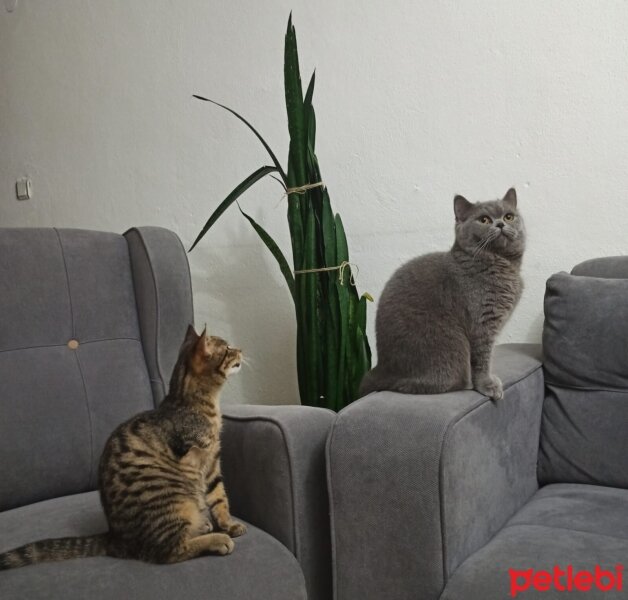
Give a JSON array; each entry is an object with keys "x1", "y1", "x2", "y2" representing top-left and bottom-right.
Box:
[
  {"x1": 328, "y1": 257, "x2": 628, "y2": 599},
  {"x1": 0, "y1": 227, "x2": 333, "y2": 600}
]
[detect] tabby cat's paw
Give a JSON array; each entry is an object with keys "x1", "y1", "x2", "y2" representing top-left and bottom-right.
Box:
[
  {"x1": 474, "y1": 375, "x2": 503, "y2": 401},
  {"x1": 209, "y1": 533, "x2": 234, "y2": 555},
  {"x1": 225, "y1": 520, "x2": 247, "y2": 538}
]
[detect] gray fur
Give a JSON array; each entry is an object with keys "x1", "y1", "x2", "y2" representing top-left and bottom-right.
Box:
[{"x1": 360, "y1": 188, "x2": 525, "y2": 400}]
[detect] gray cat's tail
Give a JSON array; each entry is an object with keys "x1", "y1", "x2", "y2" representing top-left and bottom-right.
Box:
[{"x1": 0, "y1": 533, "x2": 109, "y2": 570}]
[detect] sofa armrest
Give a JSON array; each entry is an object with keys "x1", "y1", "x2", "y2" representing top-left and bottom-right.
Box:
[
  {"x1": 327, "y1": 344, "x2": 544, "y2": 600},
  {"x1": 221, "y1": 404, "x2": 335, "y2": 600}
]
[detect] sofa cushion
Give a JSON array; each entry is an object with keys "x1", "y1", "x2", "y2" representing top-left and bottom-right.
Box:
[
  {"x1": 441, "y1": 484, "x2": 628, "y2": 599},
  {"x1": 0, "y1": 491, "x2": 306, "y2": 600},
  {"x1": 0, "y1": 229, "x2": 155, "y2": 511},
  {"x1": 543, "y1": 272, "x2": 628, "y2": 390},
  {"x1": 539, "y1": 272, "x2": 628, "y2": 488},
  {"x1": 571, "y1": 255, "x2": 628, "y2": 279}
]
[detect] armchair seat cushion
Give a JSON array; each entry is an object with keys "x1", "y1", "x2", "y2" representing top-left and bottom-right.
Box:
[
  {"x1": 441, "y1": 484, "x2": 628, "y2": 599},
  {"x1": 0, "y1": 491, "x2": 306, "y2": 600}
]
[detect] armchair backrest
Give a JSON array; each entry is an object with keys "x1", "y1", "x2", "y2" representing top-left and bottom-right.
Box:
[
  {"x1": 0, "y1": 227, "x2": 193, "y2": 511},
  {"x1": 538, "y1": 256, "x2": 628, "y2": 488}
]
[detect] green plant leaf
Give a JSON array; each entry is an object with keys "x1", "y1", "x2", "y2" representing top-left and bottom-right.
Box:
[
  {"x1": 189, "y1": 165, "x2": 277, "y2": 251},
  {"x1": 284, "y1": 18, "x2": 307, "y2": 187},
  {"x1": 357, "y1": 294, "x2": 368, "y2": 333},
  {"x1": 334, "y1": 214, "x2": 350, "y2": 278},
  {"x1": 193, "y1": 95, "x2": 287, "y2": 183},
  {"x1": 335, "y1": 280, "x2": 349, "y2": 408},
  {"x1": 302, "y1": 204, "x2": 320, "y2": 406},
  {"x1": 286, "y1": 155, "x2": 304, "y2": 267},
  {"x1": 321, "y1": 189, "x2": 336, "y2": 266},
  {"x1": 304, "y1": 71, "x2": 316, "y2": 151},
  {"x1": 351, "y1": 325, "x2": 370, "y2": 400},
  {"x1": 304, "y1": 71, "x2": 315, "y2": 112},
  {"x1": 324, "y1": 294, "x2": 339, "y2": 409},
  {"x1": 237, "y1": 204, "x2": 296, "y2": 305}
]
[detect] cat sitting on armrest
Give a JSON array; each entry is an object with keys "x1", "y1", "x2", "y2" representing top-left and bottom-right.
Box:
[{"x1": 360, "y1": 188, "x2": 525, "y2": 401}]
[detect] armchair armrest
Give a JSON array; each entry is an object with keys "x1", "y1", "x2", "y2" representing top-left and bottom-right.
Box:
[
  {"x1": 221, "y1": 404, "x2": 335, "y2": 600},
  {"x1": 327, "y1": 344, "x2": 544, "y2": 600}
]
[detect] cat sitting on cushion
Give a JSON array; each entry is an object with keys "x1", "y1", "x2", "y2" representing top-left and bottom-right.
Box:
[
  {"x1": 0, "y1": 326, "x2": 246, "y2": 569},
  {"x1": 359, "y1": 188, "x2": 525, "y2": 401}
]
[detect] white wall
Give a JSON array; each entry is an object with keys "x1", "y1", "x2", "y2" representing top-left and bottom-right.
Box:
[{"x1": 2, "y1": 1, "x2": 627, "y2": 405}]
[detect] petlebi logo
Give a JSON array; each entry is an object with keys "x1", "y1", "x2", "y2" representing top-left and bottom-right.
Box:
[{"x1": 509, "y1": 565, "x2": 624, "y2": 597}]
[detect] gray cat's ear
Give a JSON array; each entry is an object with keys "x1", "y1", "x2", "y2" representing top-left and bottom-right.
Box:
[
  {"x1": 454, "y1": 195, "x2": 474, "y2": 221},
  {"x1": 503, "y1": 188, "x2": 517, "y2": 210}
]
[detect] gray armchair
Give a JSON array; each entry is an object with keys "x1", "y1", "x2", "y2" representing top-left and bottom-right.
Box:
[
  {"x1": 0, "y1": 227, "x2": 333, "y2": 600},
  {"x1": 328, "y1": 257, "x2": 628, "y2": 599}
]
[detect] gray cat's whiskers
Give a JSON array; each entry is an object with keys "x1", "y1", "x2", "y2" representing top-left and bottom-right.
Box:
[
  {"x1": 472, "y1": 237, "x2": 490, "y2": 258},
  {"x1": 472, "y1": 231, "x2": 498, "y2": 259}
]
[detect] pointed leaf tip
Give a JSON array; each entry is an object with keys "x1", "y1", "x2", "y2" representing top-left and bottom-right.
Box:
[
  {"x1": 188, "y1": 165, "x2": 278, "y2": 252},
  {"x1": 191, "y1": 95, "x2": 287, "y2": 183}
]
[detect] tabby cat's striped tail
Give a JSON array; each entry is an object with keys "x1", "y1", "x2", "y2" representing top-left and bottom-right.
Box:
[{"x1": 0, "y1": 533, "x2": 109, "y2": 570}]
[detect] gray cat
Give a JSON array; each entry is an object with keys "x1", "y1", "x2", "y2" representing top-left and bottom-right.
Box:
[{"x1": 359, "y1": 188, "x2": 525, "y2": 401}]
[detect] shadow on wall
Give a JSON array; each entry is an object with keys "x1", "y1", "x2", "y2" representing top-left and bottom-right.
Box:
[{"x1": 189, "y1": 241, "x2": 299, "y2": 406}]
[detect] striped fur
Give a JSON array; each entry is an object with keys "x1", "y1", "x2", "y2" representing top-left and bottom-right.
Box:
[{"x1": 0, "y1": 325, "x2": 246, "y2": 570}]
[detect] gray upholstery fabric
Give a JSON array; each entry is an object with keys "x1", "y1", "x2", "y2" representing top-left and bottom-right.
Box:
[
  {"x1": 124, "y1": 227, "x2": 194, "y2": 405},
  {"x1": 1, "y1": 227, "x2": 328, "y2": 600},
  {"x1": 327, "y1": 343, "x2": 544, "y2": 600},
  {"x1": 0, "y1": 491, "x2": 306, "y2": 600},
  {"x1": 539, "y1": 271, "x2": 628, "y2": 487},
  {"x1": 542, "y1": 272, "x2": 628, "y2": 390},
  {"x1": 222, "y1": 404, "x2": 335, "y2": 600},
  {"x1": 539, "y1": 386, "x2": 628, "y2": 488},
  {"x1": 571, "y1": 255, "x2": 628, "y2": 279},
  {"x1": 441, "y1": 484, "x2": 628, "y2": 599},
  {"x1": 0, "y1": 228, "x2": 153, "y2": 511}
]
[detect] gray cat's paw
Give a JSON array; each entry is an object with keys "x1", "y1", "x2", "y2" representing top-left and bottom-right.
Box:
[{"x1": 475, "y1": 375, "x2": 503, "y2": 401}]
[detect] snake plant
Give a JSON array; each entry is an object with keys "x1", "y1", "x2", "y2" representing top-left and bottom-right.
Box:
[{"x1": 190, "y1": 14, "x2": 371, "y2": 410}]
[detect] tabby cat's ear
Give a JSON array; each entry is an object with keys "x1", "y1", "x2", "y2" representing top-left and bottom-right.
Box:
[
  {"x1": 194, "y1": 328, "x2": 211, "y2": 358},
  {"x1": 502, "y1": 187, "x2": 517, "y2": 210},
  {"x1": 454, "y1": 195, "x2": 474, "y2": 222},
  {"x1": 184, "y1": 324, "x2": 199, "y2": 344}
]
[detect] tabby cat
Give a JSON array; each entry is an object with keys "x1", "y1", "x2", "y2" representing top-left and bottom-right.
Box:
[
  {"x1": 0, "y1": 325, "x2": 246, "y2": 569},
  {"x1": 359, "y1": 188, "x2": 525, "y2": 401}
]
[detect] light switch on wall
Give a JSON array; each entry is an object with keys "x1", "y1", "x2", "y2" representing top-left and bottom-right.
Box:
[{"x1": 16, "y1": 178, "x2": 32, "y2": 201}]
